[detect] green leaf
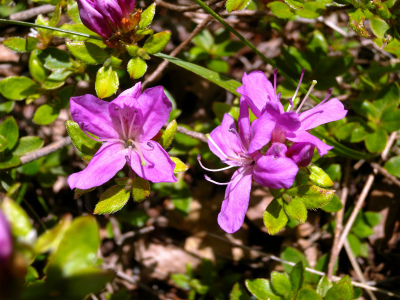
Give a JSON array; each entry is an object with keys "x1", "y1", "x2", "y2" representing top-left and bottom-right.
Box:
[
  {"x1": 143, "y1": 31, "x2": 171, "y2": 54},
  {"x1": 1, "y1": 198, "x2": 33, "y2": 239},
  {"x1": 127, "y1": 56, "x2": 147, "y2": 79},
  {"x1": 308, "y1": 165, "x2": 333, "y2": 188},
  {"x1": 321, "y1": 194, "x2": 343, "y2": 213},
  {"x1": 0, "y1": 76, "x2": 40, "y2": 100},
  {"x1": 0, "y1": 154, "x2": 20, "y2": 169},
  {"x1": 206, "y1": 58, "x2": 229, "y2": 73},
  {"x1": 160, "y1": 119, "x2": 177, "y2": 149},
  {"x1": 325, "y1": 276, "x2": 353, "y2": 300},
  {"x1": 283, "y1": 197, "x2": 307, "y2": 224},
  {"x1": 49, "y1": 3, "x2": 62, "y2": 27},
  {"x1": 0, "y1": 101, "x2": 14, "y2": 115},
  {"x1": 271, "y1": 271, "x2": 292, "y2": 298},
  {"x1": 268, "y1": 1, "x2": 295, "y2": 18},
  {"x1": 280, "y1": 247, "x2": 309, "y2": 274},
  {"x1": 0, "y1": 135, "x2": 8, "y2": 152},
  {"x1": 297, "y1": 288, "x2": 323, "y2": 300},
  {"x1": 67, "y1": 41, "x2": 109, "y2": 65},
  {"x1": 374, "y1": 82, "x2": 400, "y2": 112},
  {"x1": 212, "y1": 102, "x2": 239, "y2": 122},
  {"x1": 96, "y1": 66, "x2": 119, "y2": 99},
  {"x1": 0, "y1": 117, "x2": 19, "y2": 150},
  {"x1": 226, "y1": 0, "x2": 251, "y2": 12},
  {"x1": 380, "y1": 109, "x2": 400, "y2": 132},
  {"x1": 370, "y1": 17, "x2": 390, "y2": 38},
  {"x1": 365, "y1": 129, "x2": 387, "y2": 153},
  {"x1": 384, "y1": 155, "x2": 400, "y2": 177},
  {"x1": 296, "y1": 185, "x2": 335, "y2": 209},
  {"x1": 245, "y1": 279, "x2": 281, "y2": 300},
  {"x1": 295, "y1": 2, "x2": 325, "y2": 19},
  {"x1": 230, "y1": 283, "x2": 251, "y2": 300},
  {"x1": 171, "y1": 273, "x2": 190, "y2": 290},
  {"x1": 38, "y1": 47, "x2": 73, "y2": 70},
  {"x1": 94, "y1": 185, "x2": 130, "y2": 214},
  {"x1": 131, "y1": 177, "x2": 150, "y2": 202},
  {"x1": 347, "y1": 233, "x2": 361, "y2": 257},
  {"x1": 290, "y1": 261, "x2": 305, "y2": 293},
  {"x1": 2, "y1": 37, "x2": 29, "y2": 53},
  {"x1": 126, "y1": 45, "x2": 139, "y2": 56},
  {"x1": 154, "y1": 53, "x2": 241, "y2": 96},
  {"x1": 29, "y1": 50, "x2": 48, "y2": 83},
  {"x1": 316, "y1": 276, "x2": 332, "y2": 297},
  {"x1": 74, "y1": 187, "x2": 96, "y2": 199},
  {"x1": 33, "y1": 104, "x2": 60, "y2": 125},
  {"x1": 348, "y1": 9, "x2": 370, "y2": 38},
  {"x1": 138, "y1": 2, "x2": 156, "y2": 29},
  {"x1": 66, "y1": 120, "x2": 101, "y2": 156},
  {"x1": 263, "y1": 197, "x2": 288, "y2": 235},
  {"x1": 13, "y1": 136, "x2": 44, "y2": 156},
  {"x1": 171, "y1": 157, "x2": 189, "y2": 173},
  {"x1": 364, "y1": 211, "x2": 381, "y2": 228}
]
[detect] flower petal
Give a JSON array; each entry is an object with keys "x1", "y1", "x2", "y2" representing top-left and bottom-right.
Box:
[
  {"x1": 248, "y1": 112, "x2": 275, "y2": 154},
  {"x1": 68, "y1": 142, "x2": 127, "y2": 190},
  {"x1": 286, "y1": 142, "x2": 314, "y2": 167},
  {"x1": 0, "y1": 210, "x2": 12, "y2": 264},
  {"x1": 299, "y1": 98, "x2": 348, "y2": 131},
  {"x1": 128, "y1": 141, "x2": 177, "y2": 183},
  {"x1": 266, "y1": 142, "x2": 287, "y2": 157},
  {"x1": 118, "y1": 82, "x2": 142, "y2": 99},
  {"x1": 277, "y1": 111, "x2": 301, "y2": 132},
  {"x1": 286, "y1": 131, "x2": 333, "y2": 156},
  {"x1": 94, "y1": 0, "x2": 123, "y2": 27},
  {"x1": 237, "y1": 71, "x2": 276, "y2": 117},
  {"x1": 253, "y1": 154, "x2": 298, "y2": 189},
  {"x1": 238, "y1": 98, "x2": 250, "y2": 150},
  {"x1": 70, "y1": 94, "x2": 118, "y2": 139},
  {"x1": 218, "y1": 168, "x2": 252, "y2": 233},
  {"x1": 76, "y1": 0, "x2": 113, "y2": 38}
]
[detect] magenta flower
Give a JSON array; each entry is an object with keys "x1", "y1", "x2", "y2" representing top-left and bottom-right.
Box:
[
  {"x1": 77, "y1": 0, "x2": 136, "y2": 38},
  {"x1": 68, "y1": 82, "x2": 177, "y2": 190},
  {"x1": 237, "y1": 70, "x2": 347, "y2": 163},
  {"x1": 199, "y1": 100, "x2": 298, "y2": 233},
  {"x1": 0, "y1": 210, "x2": 12, "y2": 265}
]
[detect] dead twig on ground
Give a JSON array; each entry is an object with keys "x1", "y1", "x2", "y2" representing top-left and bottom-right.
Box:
[{"x1": 9, "y1": 5, "x2": 55, "y2": 21}]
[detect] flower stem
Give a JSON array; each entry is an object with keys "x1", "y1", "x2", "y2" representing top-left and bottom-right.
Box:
[{"x1": 0, "y1": 18, "x2": 103, "y2": 40}]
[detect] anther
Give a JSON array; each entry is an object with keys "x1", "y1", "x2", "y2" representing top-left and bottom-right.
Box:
[
  {"x1": 296, "y1": 80, "x2": 317, "y2": 113},
  {"x1": 316, "y1": 88, "x2": 333, "y2": 107},
  {"x1": 288, "y1": 98, "x2": 294, "y2": 112}
]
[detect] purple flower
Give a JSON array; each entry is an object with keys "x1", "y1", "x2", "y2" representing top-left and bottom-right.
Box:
[
  {"x1": 68, "y1": 82, "x2": 177, "y2": 190},
  {"x1": 0, "y1": 210, "x2": 12, "y2": 265},
  {"x1": 199, "y1": 100, "x2": 298, "y2": 233},
  {"x1": 77, "y1": 0, "x2": 136, "y2": 38},
  {"x1": 237, "y1": 70, "x2": 348, "y2": 163}
]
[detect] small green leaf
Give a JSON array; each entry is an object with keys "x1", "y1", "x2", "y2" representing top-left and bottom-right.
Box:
[
  {"x1": 267, "y1": 1, "x2": 295, "y2": 18},
  {"x1": 0, "y1": 117, "x2": 19, "y2": 150},
  {"x1": 308, "y1": 165, "x2": 334, "y2": 188},
  {"x1": 0, "y1": 76, "x2": 40, "y2": 101},
  {"x1": 263, "y1": 197, "x2": 288, "y2": 235},
  {"x1": 226, "y1": 0, "x2": 251, "y2": 12},
  {"x1": 1, "y1": 198, "x2": 33, "y2": 239},
  {"x1": 13, "y1": 136, "x2": 44, "y2": 156},
  {"x1": 348, "y1": 9, "x2": 370, "y2": 38},
  {"x1": 127, "y1": 57, "x2": 147, "y2": 79},
  {"x1": 171, "y1": 157, "x2": 189, "y2": 173},
  {"x1": 296, "y1": 185, "x2": 335, "y2": 209},
  {"x1": 2, "y1": 37, "x2": 29, "y2": 53},
  {"x1": 138, "y1": 2, "x2": 156, "y2": 29},
  {"x1": 321, "y1": 194, "x2": 343, "y2": 213},
  {"x1": 159, "y1": 119, "x2": 177, "y2": 149},
  {"x1": 290, "y1": 261, "x2": 305, "y2": 292},
  {"x1": 33, "y1": 104, "x2": 60, "y2": 125},
  {"x1": 29, "y1": 50, "x2": 48, "y2": 83},
  {"x1": 95, "y1": 185, "x2": 131, "y2": 214},
  {"x1": 384, "y1": 155, "x2": 400, "y2": 178},
  {"x1": 0, "y1": 155, "x2": 20, "y2": 169},
  {"x1": 142, "y1": 31, "x2": 171, "y2": 54},
  {"x1": 295, "y1": 2, "x2": 325, "y2": 19},
  {"x1": 374, "y1": 82, "x2": 400, "y2": 112},
  {"x1": 370, "y1": 17, "x2": 390, "y2": 38},
  {"x1": 206, "y1": 58, "x2": 229, "y2": 73},
  {"x1": 74, "y1": 187, "x2": 96, "y2": 199},
  {"x1": 230, "y1": 283, "x2": 251, "y2": 300},
  {"x1": 316, "y1": 276, "x2": 332, "y2": 297},
  {"x1": 96, "y1": 66, "x2": 119, "y2": 99},
  {"x1": 66, "y1": 120, "x2": 102, "y2": 156},
  {"x1": 245, "y1": 279, "x2": 281, "y2": 300},
  {"x1": 297, "y1": 288, "x2": 323, "y2": 300},
  {"x1": 380, "y1": 110, "x2": 400, "y2": 132},
  {"x1": 271, "y1": 271, "x2": 292, "y2": 298},
  {"x1": 49, "y1": 3, "x2": 62, "y2": 27},
  {"x1": 0, "y1": 135, "x2": 8, "y2": 152},
  {"x1": 67, "y1": 41, "x2": 109, "y2": 65},
  {"x1": 38, "y1": 47, "x2": 73, "y2": 70},
  {"x1": 280, "y1": 247, "x2": 309, "y2": 274},
  {"x1": 365, "y1": 129, "x2": 387, "y2": 153},
  {"x1": 171, "y1": 273, "x2": 190, "y2": 290},
  {"x1": 131, "y1": 177, "x2": 150, "y2": 202},
  {"x1": 325, "y1": 276, "x2": 353, "y2": 300},
  {"x1": 126, "y1": 45, "x2": 139, "y2": 56},
  {"x1": 283, "y1": 197, "x2": 307, "y2": 224}
]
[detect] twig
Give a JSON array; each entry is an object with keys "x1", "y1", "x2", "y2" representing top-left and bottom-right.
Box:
[
  {"x1": 155, "y1": 0, "x2": 220, "y2": 12},
  {"x1": 327, "y1": 159, "x2": 351, "y2": 279},
  {"x1": 9, "y1": 5, "x2": 55, "y2": 21},
  {"x1": 344, "y1": 240, "x2": 377, "y2": 300},
  {"x1": 176, "y1": 125, "x2": 207, "y2": 143},
  {"x1": 370, "y1": 162, "x2": 400, "y2": 188},
  {"x1": 19, "y1": 136, "x2": 72, "y2": 165}
]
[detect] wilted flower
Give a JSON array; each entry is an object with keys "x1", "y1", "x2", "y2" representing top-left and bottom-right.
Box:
[
  {"x1": 199, "y1": 100, "x2": 298, "y2": 233},
  {"x1": 0, "y1": 210, "x2": 12, "y2": 265},
  {"x1": 77, "y1": 0, "x2": 137, "y2": 39},
  {"x1": 237, "y1": 69, "x2": 348, "y2": 165},
  {"x1": 68, "y1": 82, "x2": 177, "y2": 190}
]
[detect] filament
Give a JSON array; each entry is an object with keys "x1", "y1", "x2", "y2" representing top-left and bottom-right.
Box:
[
  {"x1": 273, "y1": 68, "x2": 278, "y2": 96},
  {"x1": 206, "y1": 134, "x2": 228, "y2": 159},
  {"x1": 130, "y1": 140, "x2": 147, "y2": 166},
  {"x1": 296, "y1": 80, "x2": 317, "y2": 113},
  {"x1": 114, "y1": 106, "x2": 128, "y2": 140},
  {"x1": 197, "y1": 154, "x2": 235, "y2": 172},
  {"x1": 287, "y1": 98, "x2": 294, "y2": 112},
  {"x1": 128, "y1": 109, "x2": 138, "y2": 138},
  {"x1": 292, "y1": 68, "x2": 305, "y2": 106},
  {"x1": 204, "y1": 175, "x2": 230, "y2": 185},
  {"x1": 315, "y1": 88, "x2": 333, "y2": 107}
]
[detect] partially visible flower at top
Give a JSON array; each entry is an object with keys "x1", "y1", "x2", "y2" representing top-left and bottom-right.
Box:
[
  {"x1": 0, "y1": 210, "x2": 12, "y2": 265},
  {"x1": 77, "y1": 0, "x2": 137, "y2": 39},
  {"x1": 68, "y1": 82, "x2": 177, "y2": 190},
  {"x1": 237, "y1": 69, "x2": 348, "y2": 166},
  {"x1": 198, "y1": 99, "x2": 298, "y2": 233}
]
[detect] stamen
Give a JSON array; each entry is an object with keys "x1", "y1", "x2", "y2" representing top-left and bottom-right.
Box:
[
  {"x1": 204, "y1": 175, "x2": 230, "y2": 185},
  {"x1": 296, "y1": 80, "x2": 317, "y2": 113},
  {"x1": 273, "y1": 68, "x2": 278, "y2": 96},
  {"x1": 80, "y1": 123, "x2": 123, "y2": 143},
  {"x1": 128, "y1": 109, "x2": 139, "y2": 138},
  {"x1": 197, "y1": 154, "x2": 235, "y2": 172},
  {"x1": 292, "y1": 68, "x2": 305, "y2": 107},
  {"x1": 206, "y1": 134, "x2": 228, "y2": 159},
  {"x1": 315, "y1": 88, "x2": 333, "y2": 107},
  {"x1": 114, "y1": 106, "x2": 128, "y2": 140},
  {"x1": 228, "y1": 128, "x2": 247, "y2": 151},
  {"x1": 131, "y1": 140, "x2": 147, "y2": 166},
  {"x1": 287, "y1": 98, "x2": 294, "y2": 112},
  {"x1": 277, "y1": 92, "x2": 281, "y2": 102}
]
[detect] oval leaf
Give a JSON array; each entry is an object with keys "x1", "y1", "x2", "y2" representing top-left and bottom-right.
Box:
[
  {"x1": 296, "y1": 185, "x2": 335, "y2": 209},
  {"x1": 67, "y1": 41, "x2": 109, "y2": 65},
  {"x1": 263, "y1": 197, "x2": 288, "y2": 235},
  {"x1": 283, "y1": 197, "x2": 307, "y2": 224},
  {"x1": 95, "y1": 66, "x2": 119, "y2": 99},
  {"x1": 66, "y1": 120, "x2": 102, "y2": 156},
  {"x1": 127, "y1": 57, "x2": 147, "y2": 79},
  {"x1": 0, "y1": 116, "x2": 19, "y2": 150},
  {"x1": 33, "y1": 104, "x2": 60, "y2": 125},
  {"x1": 13, "y1": 136, "x2": 44, "y2": 156},
  {"x1": 226, "y1": 0, "x2": 251, "y2": 12},
  {"x1": 142, "y1": 31, "x2": 171, "y2": 54},
  {"x1": 131, "y1": 177, "x2": 150, "y2": 202},
  {"x1": 139, "y1": 2, "x2": 156, "y2": 29},
  {"x1": 0, "y1": 76, "x2": 40, "y2": 101},
  {"x1": 95, "y1": 185, "x2": 130, "y2": 214}
]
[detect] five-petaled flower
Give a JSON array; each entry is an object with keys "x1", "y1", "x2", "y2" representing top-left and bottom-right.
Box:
[
  {"x1": 68, "y1": 82, "x2": 177, "y2": 190},
  {"x1": 77, "y1": 0, "x2": 137, "y2": 39},
  {"x1": 198, "y1": 99, "x2": 299, "y2": 234}
]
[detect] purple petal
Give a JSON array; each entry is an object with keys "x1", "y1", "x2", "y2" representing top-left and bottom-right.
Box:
[
  {"x1": 120, "y1": 0, "x2": 136, "y2": 15},
  {"x1": 0, "y1": 210, "x2": 12, "y2": 265},
  {"x1": 237, "y1": 71, "x2": 276, "y2": 117},
  {"x1": 68, "y1": 142, "x2": 127, "y2": 189},
  {"x1": 253, "y1": 154, "x2": 298, "y2": 189},
  {"x1": 299, "y1": 98, "x2": 348, "y2": 131},
  {"x1": 218, "y1": 167, "x2": 252, "y2": 233},
  {"x1": 266, "y1": 143, "x2": 287, "y2": 157},
  {"x1": 263, "y1": 101, "x2": 283, "y2": 117},
  {"x1": 276, "y1": 111, "x2": 301, "y2": 132},
  {"x1": 248, "y1": 112, "x2": 275, "y2": 154},
  {"x1": 94, "y1": 0, "x2": 123, "y2": 28},
  {"x1": 118, "y1": 82, "x2": 142, "y2": 99},
  {"x1": 286, "y1": 131, "x2": 333, "y2": 156},
  {"x1": 128, "y1": 141, "x2": 177, "y2": 183},
  {"x1": 286, "y1": 143, "x2": 314, "y2": 167},
  {"x1": 135, "y1": 86, "x2": 172, "y2": 141},
  {"x1": 76, "y1": 0, "x2": 113, "y2": 38},
  {"x1": 70, "y1": 94, "x2": 118, "y2": 139},
  {"x1": 238, "y1": 98, "x2": 251, "y2": 150}
]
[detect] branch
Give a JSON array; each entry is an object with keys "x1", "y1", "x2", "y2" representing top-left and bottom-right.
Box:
[
  {"x1": 155, "y1": 0, "x2": 221, "y2": 12},
  {"x1": 370, "y1": 162, "x2": 400, "y2": 188},
  {"x1": 176, "y1": 125, "x2": 208, "y2": 143},
  {"x1": 9, "y1": 5, "x2": 55, "y2": 21}
]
